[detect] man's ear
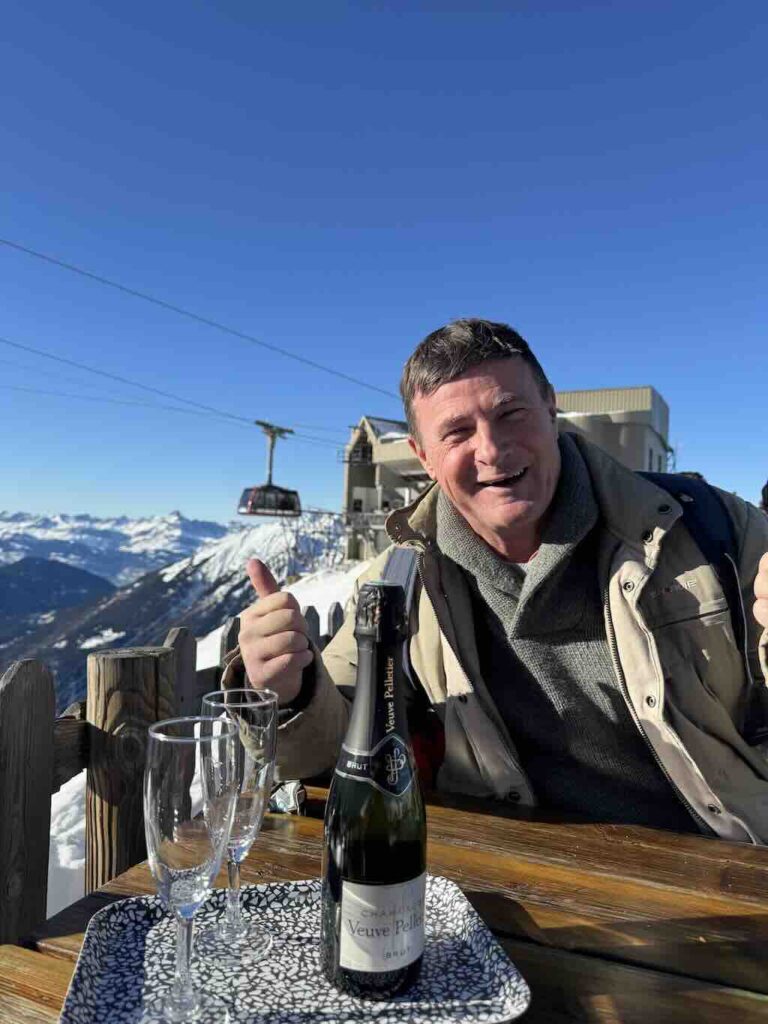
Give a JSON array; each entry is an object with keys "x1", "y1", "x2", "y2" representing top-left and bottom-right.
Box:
[
  {"x1": 547, "y1": 388, "x2": 558, "y2": 432},
  {"x1": 408, "y1": 436, "x2": 437, "y2": 481}
]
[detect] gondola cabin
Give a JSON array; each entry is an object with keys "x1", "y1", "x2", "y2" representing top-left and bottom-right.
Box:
[
  {"x1": 238, "y1": 419, "x2": 302, "y2": 518},
  {"x1": 238, "y1": 484, "x2": 301, "y2": 517}
]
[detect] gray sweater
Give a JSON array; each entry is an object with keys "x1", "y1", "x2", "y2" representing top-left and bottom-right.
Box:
[{"x1": 436, "y1": 434, "x2": 697, "y2": 831}]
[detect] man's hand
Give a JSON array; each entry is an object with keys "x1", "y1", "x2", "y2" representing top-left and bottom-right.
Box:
[
  {"x1": 756, "y1": 552, "x2": 768, "y2": 630},
  {"x1": 239, "y1": 559, "x2": 314, "y2": 705}
]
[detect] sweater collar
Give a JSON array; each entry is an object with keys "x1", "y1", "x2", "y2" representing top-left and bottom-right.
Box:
[{"x1": 431, "y1": 433, "x2": 599, "y2": 600}]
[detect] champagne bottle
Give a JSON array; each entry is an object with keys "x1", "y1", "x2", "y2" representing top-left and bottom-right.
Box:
[{"x1": 320, "y1": 580, "x2": 427, "y2": 999}]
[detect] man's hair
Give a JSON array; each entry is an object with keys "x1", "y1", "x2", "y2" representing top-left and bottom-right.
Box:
[{"x1": 400, "y1": 318, "x2": 553, "y2": 439}]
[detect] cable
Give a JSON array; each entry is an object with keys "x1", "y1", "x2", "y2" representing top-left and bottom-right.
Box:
[
  {"x1": 0, "y1": 236, "x2": 400, "y2": 400},
  {"x1": 0, "y1": 383, "x2": 246, "y2": 418},
  {"x1": 0, "y1": 382, "x2": 343, "y2": 448},
  {"x1": 0, "y1": 354, "x2": 351, "y2": 439},
  {"x1": 0, "y1": 334, "x2": 248, "y2": 424},
  {"x1": 0, "y1": 354, "x2": 154, "y2": 399},
  {"x1": 0, "y1": 334, "x2": 344, "y2": 447}
]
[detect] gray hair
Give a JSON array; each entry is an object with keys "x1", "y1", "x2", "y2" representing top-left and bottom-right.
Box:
[{"x1": 400, "y1": 318, "x2": 553, "y2": 439}]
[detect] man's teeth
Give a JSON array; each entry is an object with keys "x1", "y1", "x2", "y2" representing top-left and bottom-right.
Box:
[{"x1": 482, "y1": 468, "x2": 527, "y2": 486}]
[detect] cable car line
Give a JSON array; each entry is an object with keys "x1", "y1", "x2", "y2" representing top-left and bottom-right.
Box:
[
  {"x1": 0, "y1": 335, "x2": 343, "y2": 448},
  {"x1": 0, "y1": 334, "x2": 248, "y2": 425},
  {"x1": 0, "y1": 236, "x2": 400, "y2": 400},
  {"x1": 0, "y1": 382, "x2": 342, "y2": 449}
]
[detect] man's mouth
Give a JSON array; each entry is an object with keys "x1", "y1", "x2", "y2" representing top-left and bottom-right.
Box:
[{"x1": 477, "y1": 467, "x2": 528, "y2": 489}]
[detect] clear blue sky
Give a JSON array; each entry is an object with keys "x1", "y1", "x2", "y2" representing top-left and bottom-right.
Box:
[{"x1": 1, "y1": 1, "x2": 765, "y2": 522}]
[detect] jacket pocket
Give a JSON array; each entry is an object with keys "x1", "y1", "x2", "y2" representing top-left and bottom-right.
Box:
[{"x1": 654, "y1": 608, "x2": 746, "y2": 725}]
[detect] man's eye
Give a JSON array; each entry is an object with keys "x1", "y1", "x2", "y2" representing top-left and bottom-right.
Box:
[{"x1": 501, "y1": 408, "x2": 527, "y2": 421}]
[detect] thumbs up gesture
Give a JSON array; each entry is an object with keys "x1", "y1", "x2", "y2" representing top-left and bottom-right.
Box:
[{"x1": 239, "y1": 558, "x2": 314, "y2": 704}]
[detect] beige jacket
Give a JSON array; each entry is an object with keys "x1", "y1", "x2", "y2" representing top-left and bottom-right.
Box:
[{"x1": 225, "y1": 436, "x2": 768, "y2": 843}]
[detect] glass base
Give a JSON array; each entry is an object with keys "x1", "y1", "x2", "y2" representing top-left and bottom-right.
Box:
[
  {"x1": 197, "y1": 919, "x2": 273, "y2": 957},
  {"x1": 137, "y1": 989, "x2": 232, "y2": 1022}
]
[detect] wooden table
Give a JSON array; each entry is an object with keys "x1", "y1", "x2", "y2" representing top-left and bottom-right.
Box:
[{"x1": 4, "y1": 798, "x2": 768, "y2": 1023}]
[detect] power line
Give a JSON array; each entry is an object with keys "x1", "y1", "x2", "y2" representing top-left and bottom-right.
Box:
[
  {"x1": 0, "y1": 236, "x2": 401, "y2": 400},
  {"x1": 0, "y1": 336, "x2": 345, "y2": 448}
]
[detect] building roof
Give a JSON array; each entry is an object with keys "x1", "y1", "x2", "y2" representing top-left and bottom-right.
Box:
[{"x1": 363, "y1": 416, "x2": 409, "y2": 439}]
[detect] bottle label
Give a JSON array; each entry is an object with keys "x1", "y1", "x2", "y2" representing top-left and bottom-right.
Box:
[
  {"x1": 336, "y1": 734, "x2": 415, "y2": 797},
  {"x1": 339, "y1": 873, "x2": 426, "y2": 972}
]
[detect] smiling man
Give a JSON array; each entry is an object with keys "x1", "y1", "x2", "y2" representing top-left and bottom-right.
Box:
[{"x1": 231, "y1": 318, "x2": 768, "y2": 842}]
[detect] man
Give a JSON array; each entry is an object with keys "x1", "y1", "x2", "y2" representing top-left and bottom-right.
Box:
[{"x1": 226, "y1": 319, "x2": 768, "y2": 842}]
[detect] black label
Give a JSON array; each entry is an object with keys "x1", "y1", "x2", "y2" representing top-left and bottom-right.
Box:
[{"x1": 336, "y1": 734, "x2": 415, "y2": 797}]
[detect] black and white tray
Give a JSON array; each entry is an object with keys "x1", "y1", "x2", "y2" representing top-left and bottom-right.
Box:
[{"x1": 60, "y1": 876, "x2": 530, "y2": 1023}]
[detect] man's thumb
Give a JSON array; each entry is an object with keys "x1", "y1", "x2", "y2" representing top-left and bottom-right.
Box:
[{"x1": 246, "y1": 558, "x2": 280, "y2": 598}]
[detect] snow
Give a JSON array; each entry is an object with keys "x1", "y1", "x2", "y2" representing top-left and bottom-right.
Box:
[
  {"x1": 0, "y1": 510, "x2": 229, "y2": 585},
  {"x1": 47, "y1": 770, "x2": 86, "y2": 917},
  {"x1": 378, "y1": 430, "x2": 409, "y2": 442},
  {"x1": 47, "y1": 559, "x2": 367, "y2": 919},
  {"x1": 79, "y1": 628, "x2": 126, "y2": 650}
]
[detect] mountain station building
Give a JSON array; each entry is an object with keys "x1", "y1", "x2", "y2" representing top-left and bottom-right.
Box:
[{"x1": 342, "y1": 386, "x2": 671, "y2": 560}]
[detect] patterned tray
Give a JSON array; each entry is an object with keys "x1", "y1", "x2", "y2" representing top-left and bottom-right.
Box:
[{"x1": 60, "y1": 876, "x2": 530, "y2": 1023}]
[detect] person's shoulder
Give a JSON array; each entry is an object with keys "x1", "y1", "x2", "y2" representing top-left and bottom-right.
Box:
[{"x1": 709, "y1": 485, "x2": 768, "y2": 553}]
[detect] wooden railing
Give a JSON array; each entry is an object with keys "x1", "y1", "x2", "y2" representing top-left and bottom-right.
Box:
[{"x1": 0, "y1": 601, "x2": 344, "y2": 946}]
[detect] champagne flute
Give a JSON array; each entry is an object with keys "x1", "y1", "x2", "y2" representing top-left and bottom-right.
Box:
[
  {"x1": 143, "y1": 716, "x2": 238, "y2": 1022},
  {"x1": 201, "y1": 688, "x2": 278, "y2": 950}
]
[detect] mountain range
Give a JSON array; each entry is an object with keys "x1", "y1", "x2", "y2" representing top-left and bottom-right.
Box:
[
  {"x1": 0, "y1": 512, "x2": 346, "y2": 710},
  {"x1": 0, "y1": 510, "x2": 229, "y2": 585}
]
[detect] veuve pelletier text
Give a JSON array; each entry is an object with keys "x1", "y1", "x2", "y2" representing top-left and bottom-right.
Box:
[{"x1": 320, "y1": 580, "x2": 427, "y2": 999}]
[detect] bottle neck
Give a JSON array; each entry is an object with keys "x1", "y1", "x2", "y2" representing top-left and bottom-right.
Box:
[
  {"x1": 335, "y1": 633, "x2": 416, "y2": 797},
  {"x1": 344, "y1": 636, "x2": 411, "y2": 755}
]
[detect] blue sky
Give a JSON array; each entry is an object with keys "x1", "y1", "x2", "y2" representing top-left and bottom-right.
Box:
[{"x1": 1, "y1": 1, "x2": 765, "y2": 522}]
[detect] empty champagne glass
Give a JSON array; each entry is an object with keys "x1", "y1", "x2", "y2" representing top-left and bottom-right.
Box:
[
  {"x1": 201, "y1": 688, "x2": 278, "y2": 951},
  {"x1": 143, "y1": 716, "x2": 238, "y2": 1022}
]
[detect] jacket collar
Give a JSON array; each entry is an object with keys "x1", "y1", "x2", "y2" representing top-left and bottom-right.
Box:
[{"x1": 385, "y1": 433, "x2": 683, "y2": 561}]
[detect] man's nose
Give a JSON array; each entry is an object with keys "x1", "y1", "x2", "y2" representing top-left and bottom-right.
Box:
[{"x1": 474, "y1": 423, "x2": 504, "y2": 464}]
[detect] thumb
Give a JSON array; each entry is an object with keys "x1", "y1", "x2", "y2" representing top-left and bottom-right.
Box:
[{"x1": 246, "y1": 558, "x2": 280, "y2": 598}]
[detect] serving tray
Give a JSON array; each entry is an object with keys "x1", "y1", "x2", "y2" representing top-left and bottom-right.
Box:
[{"x1": 60, "y1": 876, "x2": 530, "y2": 1023}]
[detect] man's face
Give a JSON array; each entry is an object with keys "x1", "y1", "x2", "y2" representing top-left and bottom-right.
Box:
[{"x1": 409, "y1": 358, "x2": 561, "y2": 555}]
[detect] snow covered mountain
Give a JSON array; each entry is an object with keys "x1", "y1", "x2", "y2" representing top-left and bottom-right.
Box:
[
  {"x1": 0, "y1": 510, "x2": 229, "y2": 586},
  {"x1": 0, "y1": 513, "x2": 347, "y2": 710}
]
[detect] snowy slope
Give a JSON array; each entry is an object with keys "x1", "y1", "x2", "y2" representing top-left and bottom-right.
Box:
[
  {"x1": 0, "y1": 510, "x2": 229, "y2": 585},
  {"x1": 47, "y1": 559, "x2": 365, "y2": 919},
  {"x1": 3, "y1": 513, "x2": 347, "y2": 709}
]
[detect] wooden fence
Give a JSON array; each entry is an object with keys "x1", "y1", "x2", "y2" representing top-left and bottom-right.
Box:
[{"x1": 0, "y1": 602, "x2": 344, "y2": 946}]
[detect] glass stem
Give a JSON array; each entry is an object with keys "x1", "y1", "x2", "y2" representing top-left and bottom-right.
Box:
[
  {"x1": 226, "y1": 856, "x2": 242, "y2": 932},
  {"x1": 173, "y1": 914, "x2": 196, "y2": 1007}
]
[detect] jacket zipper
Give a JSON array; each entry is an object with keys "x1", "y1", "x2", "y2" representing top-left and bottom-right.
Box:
[{"x1": 602, "y1": 579, "x2": 710, "y2": 833}]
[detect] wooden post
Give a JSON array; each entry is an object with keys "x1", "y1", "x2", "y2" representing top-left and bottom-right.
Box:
[
  {"x1": 0, "y1": 661, "x2": 55, "y2": 944},
  {"x1": 85, "y1": 647, "x2": 174, "y2": 893},
  {"x1": 302, "y1": 605, "x2": 320, "y2": 647},
  {"x1": 164, "y1": 627, "x2": 198, "y2": 717},
  {"x1": 219, "y1": 616, "x2": 241, "y2": 667},
  {"x1": 328, "y1": 602, "x2": 344, "y2": 640}
]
